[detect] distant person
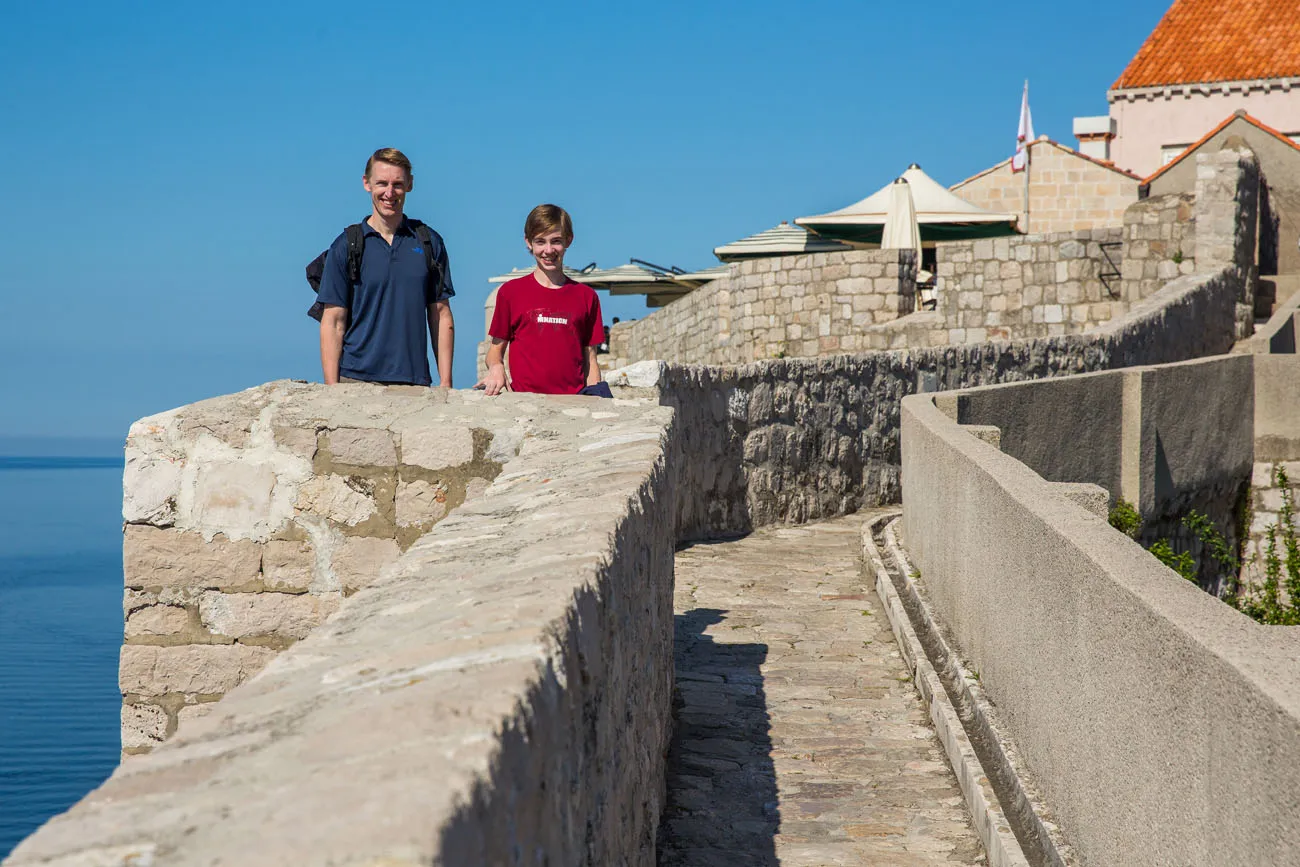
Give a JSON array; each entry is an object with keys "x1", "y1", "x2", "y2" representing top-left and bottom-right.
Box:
[
  {"x1": 317, "y1": 148, "x2": 455, "y2": 387},
  {"x1": 478, "y1": 204, "x2": 609, "y2": 397}
]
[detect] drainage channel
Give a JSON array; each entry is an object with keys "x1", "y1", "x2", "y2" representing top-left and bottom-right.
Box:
[{"x1": 866, "y1": 513, "x2": 1076, "y2": 867}]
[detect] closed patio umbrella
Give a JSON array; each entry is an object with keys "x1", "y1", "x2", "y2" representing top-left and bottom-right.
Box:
[{"x1": 880, "y1": 178, "x2": 922, "y2": 264}]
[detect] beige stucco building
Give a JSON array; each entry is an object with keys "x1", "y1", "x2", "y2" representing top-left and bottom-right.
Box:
[{"x1": 1080, "y1": 0, "x2": 1300, "y2": 177}]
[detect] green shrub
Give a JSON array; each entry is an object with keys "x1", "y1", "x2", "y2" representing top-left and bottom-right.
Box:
[{"x1": 1109, "y1": 498, "x2": 1141, "y2": 539}]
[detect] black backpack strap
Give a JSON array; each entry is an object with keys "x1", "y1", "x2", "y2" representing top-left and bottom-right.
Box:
[
  {"x1": 344, "y1": 222, "x2": 366, "y2": 311},
  {"x1": 409, "y1": 220, "x2": 450, "y2": 301}
]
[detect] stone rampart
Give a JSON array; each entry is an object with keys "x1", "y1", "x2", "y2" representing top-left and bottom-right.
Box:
[
  {"x1": 650, "y1": 263, "x2": 1240, "y2": 540},
  {"x1": 610, "y1": 146, "x2": 1257, "y2": 365},
  {"x1": 1120, "y1": 192, "x2": 1196, "y2": 303},
  {"x1": 606, "y1": 248, "x2": 915, "y2": 369},
  {"x1": 899, "y1": 361, "x2": 1300, "y2": 867},
  {"x1": 9, "y1": 388, "x2": 677, "y2": 866},
  {"x1": 930, "y1": 228, "x2": 1125, "y2": 343},
  {"x1": 1242, "y1": 353, "x2": 1300, "y2": 588},
  {"x1": 118, "y1": 383, "x2": 508, "y2": 752}
]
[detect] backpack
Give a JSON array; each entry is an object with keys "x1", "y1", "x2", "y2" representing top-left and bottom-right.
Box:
[{"x1": 304, "y1": 219, "x2": 446, "y2": 321}]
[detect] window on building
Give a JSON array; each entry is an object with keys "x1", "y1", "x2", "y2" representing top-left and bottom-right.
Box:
[{"x1": 1161, "y1": 144, "x2": 1191, "y2": 165}]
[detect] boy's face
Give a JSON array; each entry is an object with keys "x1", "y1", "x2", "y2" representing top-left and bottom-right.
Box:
[
  {"x1": 526, "y1": 229, "x2": 570, "y2": 271},
  {"x1": 362, "y1": 161, "x2": 410, "y2": 220}
]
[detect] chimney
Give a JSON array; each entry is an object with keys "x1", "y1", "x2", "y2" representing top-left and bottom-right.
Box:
[{"x1": 1073, "y1": 116, "x2": 1117, "y2": 161}]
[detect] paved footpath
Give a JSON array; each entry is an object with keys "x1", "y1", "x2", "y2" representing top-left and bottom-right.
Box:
[{"x1": 657, "y1": 512, "x2": 985, "y2": 867}]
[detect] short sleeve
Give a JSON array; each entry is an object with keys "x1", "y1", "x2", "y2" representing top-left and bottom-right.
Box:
[
  {"x1": 427, "y1": 236, "x2": 455, "y2": 304},
  {"x1": 488, "y1": 287, "x2": 512, "y2": 341},
  {"x1": 316, "y1": 233, "x2": 351, "y2": 309},
  {"x1": 585, "y1": 291, "x2": 605, "y2": 347}
]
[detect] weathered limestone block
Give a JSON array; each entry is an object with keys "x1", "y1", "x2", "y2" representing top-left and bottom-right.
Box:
[
  {"x1": 125, "y1": 605, "x2": 190, "y2": 638},
  {"x1": 119, "y1": 644, "x2": 276, "y2": 697},
  {"x1": 333, "y1": 536, "x2": 401, "y2": 593},
  {"x1": 190, "y1": 460, "x2": 278, "y2": 538},
  {"x1": 124, "y1": 525, "x2": 261, "y2": 590},
  {"x1": 295, "y1": 474, "x2": 377, "y2": 526},
  {"x1": 395, "y1": 480, "x2": 449, "y2": 527},
  {"x1": 327, "y1": 428, "x2": 397, "y2": 466},
  {"x1": 199, "y1": 592, "x2": 339, "y2": 640},
  {"x1": 262, "y1": 539, "x2": 314, "y2": 592},
  {"x1": 402, "y1": 426, "x2": 475, "y2": 469},
  {"x1": 177, "y1": 703, "x2": 216, "y2": 726},
  {"x1": 122, "y1": 450, "x2": 182, "y2": 525},
  {"x1": 273, "y1": 426, "x2": 318, "y2": 460},
  {"x1": 121, "y1": 704, "x2": 169, "y2": 750}
]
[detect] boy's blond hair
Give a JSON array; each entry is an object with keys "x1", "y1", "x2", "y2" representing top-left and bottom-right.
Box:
[{"x1": 524, "y1": 204, "x2": 574, "y2": 243}]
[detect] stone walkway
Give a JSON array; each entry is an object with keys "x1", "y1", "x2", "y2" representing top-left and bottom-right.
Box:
[{"x1": 657, "y1": 512, "x2": 985, "y2": 866}]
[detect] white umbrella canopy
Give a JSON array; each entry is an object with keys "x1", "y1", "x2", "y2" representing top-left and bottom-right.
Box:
[
  {"x1": 796, "y1": 163, "x2": 1018, "y2": 243},
  {"x1": 713, "y1": 221, "x2": 851, "y2": 262},
  {"x1": 880, "y1": 178, "x2": 921, "y2": 264}
]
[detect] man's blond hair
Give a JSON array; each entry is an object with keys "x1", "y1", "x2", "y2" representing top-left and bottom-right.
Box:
[{"x1": 365, "y1": 148, "x2": 413, "y2": 183}]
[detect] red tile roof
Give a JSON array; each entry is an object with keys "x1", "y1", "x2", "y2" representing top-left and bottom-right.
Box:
[{"x1": 1113, "y1": 0, "x2": 1300, "y2": 89}]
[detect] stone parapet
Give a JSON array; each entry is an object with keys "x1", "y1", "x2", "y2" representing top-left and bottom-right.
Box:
[
  {"x1": 9, "y1": 390, "x2": 676, "y2": 866},
  {"x1": 899, "y1": 360, "x2": 1300, "y2": 867},
  {"x1": 1194, "y1": 147, "x2": 1261, "y2": 340},
  {"x1": 1120, "y1": 192, "x2": 1196, "y2": 302},
  {"x1": 931, "y1": 227, "x2": 1126, "y2": 342},
  {"x1": 120, "y1": 382, "x2": 539, "y2": 752},
  {"x1": 610, "y1": 145, "x2": 1257, "y2": 365},
  {"x1": 652, "y1": 263, "x2": 1240, "y2": 540},
  {"x1": 605, "y1": 248, "x2": 915, "y2": 369}
]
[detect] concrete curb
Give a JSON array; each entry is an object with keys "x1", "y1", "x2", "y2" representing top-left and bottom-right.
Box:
[{"x1": 863, "y1": 512, "x2": 1034, "y2": 867}]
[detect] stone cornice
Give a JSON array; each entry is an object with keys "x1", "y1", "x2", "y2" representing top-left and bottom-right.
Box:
[{"x1": 1108, "y1": 76, "x2": 1300, "y2": 103}]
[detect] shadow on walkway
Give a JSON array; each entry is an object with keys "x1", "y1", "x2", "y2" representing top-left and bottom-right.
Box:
[{"x1": 657, "y1": 607, "x2": 778, "y2": 867}]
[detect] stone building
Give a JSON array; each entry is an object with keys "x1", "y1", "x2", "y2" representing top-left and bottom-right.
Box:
[
  {"x1": 1146, "y1": 110, "x2": 1300, "y2": 281},
  {"x1": 949, "y1": 137, "x2": 1141, "y2": 234},
  {"x1": 1081, "y1": 0, "x2": 1300, "y2": 177}
]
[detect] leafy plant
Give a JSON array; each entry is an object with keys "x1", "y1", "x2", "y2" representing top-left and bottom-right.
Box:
[
  {"x1": 1233, "y1": 466, "x2": 1300, "y2": 625},
  {"x1": 1171, "y1": 250, "x2": 1185, "y2": 265},
  {"x1": 1149, "y1": 538, "x2": 1197, "y2": 582},
  {"x1": 1109, "y1": 498, "x2": 1141, "y2": 539}
]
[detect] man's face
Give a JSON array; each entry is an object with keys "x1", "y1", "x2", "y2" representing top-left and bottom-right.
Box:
[
  {"x1": 362, "y1": 162, "x2": 410, "y2": 220},
  {"x1": 527, "y1": 230, "x2": 570, "y2": 271}
]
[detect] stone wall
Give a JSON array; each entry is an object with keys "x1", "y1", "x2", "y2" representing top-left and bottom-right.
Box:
[
  {"x1": 605, "y1": 248, "x2": 915, "y2": 370},
  {"x1": 1120, "y1": 192, "x2": 1197, "y2": 302},
  {"x1": 1242, "y1": 353, "x2": 1300, "y2": 594},
  {"x1": 649, "y1": 264, "x2": 1240, "y2": 541},
  {"x1": 930, "y1": 228, "x2": 1126, "y2": 343},
  {"x1": 949, "y1": 138, "x2": 1140, "y2": 233},
  {"x1": 899, "y1": 373, "x2": 1300, "y2": 867},
  {"x1": 939, "y1": 355, "x2": 1255, "y2": 591},
  {"x1": 609, "y1": 145, "x2": 1257, "y2": 366},
  {"x1": 118, "y1": 383, "x2": 507, "y2": 753},
  {"x1": 1194, "y1": 147, "x2": 1261, "y2": 339},
  {"x1": 10, "y1": 388, "x2": 678, "y2": 866}
]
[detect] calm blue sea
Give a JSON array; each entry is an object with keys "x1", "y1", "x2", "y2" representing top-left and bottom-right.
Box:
[{"x1": 0, "y1": 457, "x2": 124, "y2": 857}]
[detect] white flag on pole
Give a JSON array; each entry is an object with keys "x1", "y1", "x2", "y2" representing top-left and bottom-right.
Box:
[{"x1": 1011, "y1": 80, "x2": 1034, "y2": 172}]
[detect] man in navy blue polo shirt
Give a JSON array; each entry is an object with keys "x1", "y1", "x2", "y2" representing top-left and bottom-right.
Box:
[{"x1": 318, "y1": 148, "x2": 455, "y2": 387}]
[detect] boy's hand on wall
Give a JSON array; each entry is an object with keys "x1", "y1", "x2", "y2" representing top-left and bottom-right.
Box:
[{"x1": 476, "y1": 363, "x2": 508, "y2": 396}]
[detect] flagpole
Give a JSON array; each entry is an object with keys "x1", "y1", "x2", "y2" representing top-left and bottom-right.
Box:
[{"x1": 1023, "y1": 137, "x2": 1031, "y2": 234}]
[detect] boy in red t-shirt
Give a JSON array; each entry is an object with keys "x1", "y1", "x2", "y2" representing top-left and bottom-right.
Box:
[{"x1": 478, "y1": 204, "x2": 607, "y2": 396}]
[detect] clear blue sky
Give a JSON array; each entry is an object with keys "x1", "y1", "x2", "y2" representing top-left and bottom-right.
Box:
[{"x1": 0, "y1": 0, "x2": 1170, "y2": 444}]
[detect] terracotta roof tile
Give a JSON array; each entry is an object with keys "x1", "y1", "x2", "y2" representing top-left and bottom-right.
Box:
[{"x1": 1113, "y1": 0, "x2": 1300, "y2": 89}]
